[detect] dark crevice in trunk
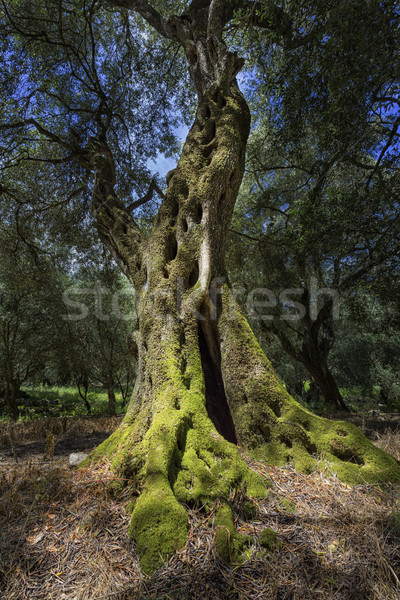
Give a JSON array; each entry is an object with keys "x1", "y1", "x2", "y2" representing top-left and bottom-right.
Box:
[
  {"x1": 188, "y1": 262, "x2": 199, "y2": 287},
  {"x1": 197, "y1": 317, "x2": 238, "y2": 445},
  {"x1": 201, "y1": 119, "x2": 216, "y2": 144},
  {"x1": 171, "y1": 201, "x2": 179, "y2": 219},
  {"x1": 168, "y1": 416, "x2": 192, "y2": 488},
  {"x1": 213, "y1": 90, "x2": 226, "y2": 108},
  {"x1": 166, "y1": 232, "x2": 178, "y2": 261},
  {"x1": 193, "y1": 203, "x2": 203, "y2": 223},
  {"x1": 202, "y1": 142, "x2": 217, "y2": 158}
]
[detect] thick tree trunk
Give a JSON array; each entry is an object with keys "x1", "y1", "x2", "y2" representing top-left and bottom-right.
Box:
[
  {"x1": 86, "y1": 1, "x2": 400, "y2": 574},
  {"x1": 266, "y1": 296, "x2": 348, "y2": 411},
  {"x1": 272, "y1": 330, "x2": 349, "y2": 412},
  {"x1": 90, "y1": 84, "x2": 399, "y2": 570}
]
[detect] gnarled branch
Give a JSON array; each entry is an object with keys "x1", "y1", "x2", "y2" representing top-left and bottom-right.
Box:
[
  {"x1": 127, "y1": 178, "x2": 165, "y2": 212},
  {"x1": 106, "y1": 0, "x2": 174, "y2": 40}
]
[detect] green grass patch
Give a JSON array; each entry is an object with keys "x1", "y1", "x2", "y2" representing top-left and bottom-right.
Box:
[{"x1": 1, "y1": 385, "x2": 129, "y2": 421}]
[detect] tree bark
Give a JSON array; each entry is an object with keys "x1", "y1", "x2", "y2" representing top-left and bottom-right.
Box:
[
  {"x1": 306, "y1": 362, "x2": 347, "y2": 412},
  {"x1": 301, "y1": 310, "x2": 349, "y2": 412},
  {"x1": 306, "y1": 380, "x2": 320, "y2": 405},
  {"x1": 106, "y1": 376, "x2": 117, "y2": 417},
  {"x1": 77, "y1": 374, "x2": 92, "y2": 415},
  {"x1": 4, "y1": 379, "x2": 19, "y2": 421},
  {"x1": 86, "y1": 0, "x2": 400, "y2": 573}
]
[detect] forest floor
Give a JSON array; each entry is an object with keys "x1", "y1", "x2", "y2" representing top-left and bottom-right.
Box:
[{"x1": 0, "y1": 414, "x2": 399, "y2": 600}]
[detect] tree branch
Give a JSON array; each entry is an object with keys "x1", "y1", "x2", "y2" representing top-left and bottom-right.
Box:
[
  {"x1": 85, "y1": 136, "x2": 143, "y2": 280},
  {"x1": 310, "y1": 299, "x2": 332, "y2": 343},
  {"x1": 1, "y1": 119, "x2": 69, "y2": 149},
  {"x1": 262, "y1": 320, "x2": 302, "y2": 362},
  {"x1": 106, "y1": 0, "x2": 173, "y2": 39},
  {"x1": 228, "y1": 228, "x2": 259, "y2": 242},
  {"x1": 127, "y1": 178, "x2": 165, "y2": 212},
  {"x1": 366, "y1": 115, "x2": 400, "y2": 187},
  {"x1": 208, "y1": 0, "x2": 227, "y2": 39},
  {"x1": 234, "y1": 1, "x2": 292, "y2": 37}
]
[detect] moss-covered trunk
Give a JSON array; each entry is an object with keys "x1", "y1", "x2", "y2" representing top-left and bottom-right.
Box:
[
  {"x1": 86, "y1": 2, "x2": 400, "y2": 574},
  {"x1": 90, "y1": 85, "x2": 400, "y2": 572},
  {"x1": 92, "y1": 80, "x2": 271, "y2": 573}
]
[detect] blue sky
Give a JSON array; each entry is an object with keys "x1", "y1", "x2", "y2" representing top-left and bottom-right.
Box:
[
  {"x1": 147, "y1": 124, "x2": 189, "y2": 179},
  {"x1": 147, "y1": 152, "x2": 177, "y2": 178}
]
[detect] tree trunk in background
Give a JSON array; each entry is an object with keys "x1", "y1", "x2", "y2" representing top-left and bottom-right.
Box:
[
  {"x1": 106, "y1": 376, "x2": 117, "y2": 417},
  {"x1": 4, "y1": 380, "x2": 19, "y2": 421},
  {"x1": 301, "y1": 316, "x2": 349, "y2": 412},
  {"x1": 310, "y1": 363, "x2": 347, "y2": 412},
  {"x1": 77, "y1": 374, "x2": 92, "y2": 415},
  {"x1": 306, "y1": 380, "x2": 320, "y2": 405},
  {"x1": 266, "y1": 295, "x2": 348, "y2": 411},
  {"x1": 86, "y1": 1, "x2": 400, "y2": 574}
]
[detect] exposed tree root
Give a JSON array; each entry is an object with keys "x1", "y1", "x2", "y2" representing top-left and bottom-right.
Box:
[
  {"x1": 88, "y1": 312, "x2": 268, "y2": 573},
  {"x1": 219, "y1": 287, "x2": 400, "y2": 486}
]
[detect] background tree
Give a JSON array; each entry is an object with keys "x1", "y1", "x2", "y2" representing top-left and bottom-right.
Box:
[
  {"x1": 228, "y1": 152, "x2": 400, "y2": 411},
  {"x1": 331, "y1": 287, "x2": 400, "y2": 410},
  {"x1": 0, "y1": 158, "x2": 135, "y2": 418},
  {"x1": 227, "y1": 0, "x2": 400, "y2": 411},
  {"x1": 62, "y1": 251, "x2": 136, "y2": 415},
  {"x1": 0, "y1": 220, "x2": 67, "y2": 419}
]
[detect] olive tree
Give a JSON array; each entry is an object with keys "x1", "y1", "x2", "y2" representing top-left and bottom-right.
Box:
[{"x1": 1, "y1": 0, "x2": 399, "y2": 573}]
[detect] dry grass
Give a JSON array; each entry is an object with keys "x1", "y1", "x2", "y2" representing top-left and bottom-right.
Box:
[
  {"x1": 0, "y1": 423, "x2": 399, "y2": 600},
  {"x1": 374, "y1": 427, "x2": 400, "y2": 461},
  {"x1": 0, "y1": 416, "x2": 123, "y2": 447}
]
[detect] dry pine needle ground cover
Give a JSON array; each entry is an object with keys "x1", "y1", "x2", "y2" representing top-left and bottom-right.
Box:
[{"x1": 0, "y1": 416, "x2": 399, "y2": 600}]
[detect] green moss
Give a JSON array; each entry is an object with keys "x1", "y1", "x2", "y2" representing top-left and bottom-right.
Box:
[
  {"x1": 87, "y1": 274, "x2": 400, "y2": 578},
  {"x1": 129, "y1": 478, "x2": 188, "y2": 574},
  {"x1": 259, "y1": 527, "x2": 282, "y2": 552},
  {"x1": 172, "y1": 426, "x2": 270, "y2": 504},
  {"x1": 219, "y1": 287, "x2": 400, "y2": 486},
  {"x1": 126, "y1": 499, "x2": 136, "y2": 514},
  {"x1": 276, "y1": 497, "x2": 297, "y2": 513},
  {"x1": 242, "y1": 500, "x2": 257, "y2": 519},
  {"x1": 92, "y1": 313, "x2": 270, "y2": 573},
  {"x1": 214, "y1": 502, "x2": 250, "y2": 563},
  {"x1": 251, "y1": 407, "x2": 400, "y2": 484}
]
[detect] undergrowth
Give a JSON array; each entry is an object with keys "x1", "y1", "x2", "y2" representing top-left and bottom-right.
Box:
[
  {"x1": 0, "y1": 422, "x2": 399, "y2": 599},
  {"x1": 0, "y1": 385, "x2": 129, "y2": 421}
]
